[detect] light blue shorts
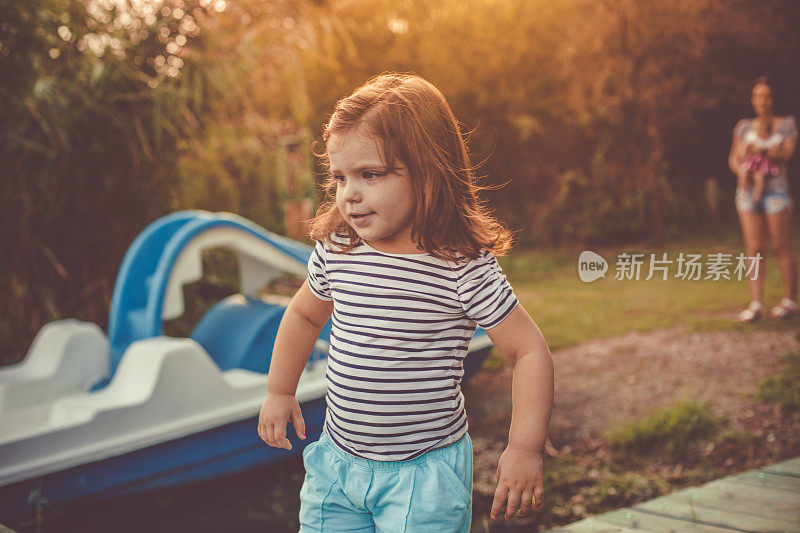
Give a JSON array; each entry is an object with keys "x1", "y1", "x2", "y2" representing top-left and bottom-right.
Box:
[
  {"x1": 299, "y1": 431, "x2": 473, "y2": 533},
  {"x1": 735, "y1": 184, "x2": 793, "y2": 215}
]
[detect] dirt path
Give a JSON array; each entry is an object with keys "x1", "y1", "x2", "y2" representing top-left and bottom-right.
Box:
[{"x1": 463, "y1": 325, "x2": 800, "y2": 502}]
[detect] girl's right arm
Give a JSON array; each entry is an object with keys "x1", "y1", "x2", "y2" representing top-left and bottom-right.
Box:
[{"x1": 258, "y1": 279, "x2": 333, "y2": 450}]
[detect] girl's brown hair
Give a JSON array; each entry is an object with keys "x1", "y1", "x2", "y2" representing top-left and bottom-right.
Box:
[{"x1": 308, "y1": 73, "x2": 513, "y2": 262}]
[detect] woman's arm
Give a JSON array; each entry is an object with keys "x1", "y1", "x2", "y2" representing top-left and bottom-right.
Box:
[
  {"x1": 729, "y1": 127, "x2": 745, "y2": 176},
  {"x1": 766, "y1": 138, "x2": 796, "y2": 162},
  {"x1": 258, "y1": 280, "x2": 334, "y2": 449},
  {"x1": 765, "y1": 117, "x2": 797, "y2": 162},
  {"x1": 485, "y1": 304, "x2": 554, "y2": 520}
]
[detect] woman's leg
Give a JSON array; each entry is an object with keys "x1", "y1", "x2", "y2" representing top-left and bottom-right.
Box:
[
  {"x1": 737, "y1": 209, "x2": 768, "y2": 303},
  {"x1": 765, "y1": 207, "x2": 798, "y2": 301}
]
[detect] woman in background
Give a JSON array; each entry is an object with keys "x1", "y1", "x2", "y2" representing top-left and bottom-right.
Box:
[{"x1": 729, "y1": 77, "x2": 798, "y2": 322}]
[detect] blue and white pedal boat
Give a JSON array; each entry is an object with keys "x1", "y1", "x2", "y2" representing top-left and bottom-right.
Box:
[{"x1": 0, "y1": 211, "x2": 494, "y2": 520}]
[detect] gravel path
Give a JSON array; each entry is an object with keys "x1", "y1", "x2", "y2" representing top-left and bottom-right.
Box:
[{"x1": 464, "y1": 325, "x2": 800, "y2": 500}]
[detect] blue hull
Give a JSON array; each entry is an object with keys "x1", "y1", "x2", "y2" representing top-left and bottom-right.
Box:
[{"x1": 0, "y1": 397, "x2": 327, "y2": 521}]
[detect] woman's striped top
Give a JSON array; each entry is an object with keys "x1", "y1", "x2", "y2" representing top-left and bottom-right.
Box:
[{"x1": 306, "y1": 234, "x2": 518, "y2": 461}]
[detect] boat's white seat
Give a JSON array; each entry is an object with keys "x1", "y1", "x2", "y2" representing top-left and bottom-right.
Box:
[{"x1": 0, "y1": 320, "x2": 108, "y2": 416}]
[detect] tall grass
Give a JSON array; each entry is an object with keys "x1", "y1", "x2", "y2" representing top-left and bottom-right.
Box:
[{"x1": 499, "y1": 221, "x2": 800, "y2": 350}]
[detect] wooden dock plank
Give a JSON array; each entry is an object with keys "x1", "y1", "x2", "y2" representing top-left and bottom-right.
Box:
[
  {"x1": 636, "y1": 492, "x2": 800, "y2": 532},
  {"x1": 580, "y1": 508, "x2": 739, "y2": 532},
  {"x1": 731, "y1": 471, "x2": 800, "y2": 492},
  {"x1": 688, "y1": 478, "x2": 800, "y2": 524},
  {"x1": 545, "y1": 516, "x2": 642, "y2": 532},
  {"x1": 763, "y1": 457, "x2": 800, "y2": 476}
]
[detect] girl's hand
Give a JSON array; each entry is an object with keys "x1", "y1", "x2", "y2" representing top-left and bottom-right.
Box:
[
  {"x1": 257, "y1": 392, "x2": 306, "y2": 450},
  {"x1": 490, "y1": 445, "x2": 545, "y2": 520}
]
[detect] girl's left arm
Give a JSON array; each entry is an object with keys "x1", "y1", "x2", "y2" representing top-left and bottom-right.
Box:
[{"x1": 485, "y1": 304, "x2": 554, "y2": 521}]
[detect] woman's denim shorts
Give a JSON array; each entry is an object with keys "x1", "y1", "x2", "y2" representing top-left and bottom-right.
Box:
[{"x1": 735, "y1": 184, "x2": 793, "y2": 215}]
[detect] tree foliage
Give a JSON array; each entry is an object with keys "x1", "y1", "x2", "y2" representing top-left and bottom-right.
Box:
[
  {"x1": 1, "y1": 0, "x2": 212, "y2": 360},
  {"x1": 2, "y1": 0, "x2": 800, "y2": 363}
]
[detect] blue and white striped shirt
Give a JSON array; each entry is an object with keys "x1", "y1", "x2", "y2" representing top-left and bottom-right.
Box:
[{"x1": 307, "y1": 234, "x2": 518, "y2": 460}]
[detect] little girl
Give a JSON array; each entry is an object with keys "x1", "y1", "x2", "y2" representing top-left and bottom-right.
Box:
[
  {"x1": 258, "y1": 73, "x2": 554, "y2": 532},
  {"x1": 739, "y1": 117, "x2": 784, "y2": 203}
]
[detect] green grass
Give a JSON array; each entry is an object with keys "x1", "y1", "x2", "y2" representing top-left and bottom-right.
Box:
[
  {"x1": 603, "y1": 400, "x2": 723, "y2": 457},
  {"x1": 758, "y1": 351, "x2": 800, "y2": 409},
  {"x1": 499, "y1": 222, "x2": 800, "y2": 351}
]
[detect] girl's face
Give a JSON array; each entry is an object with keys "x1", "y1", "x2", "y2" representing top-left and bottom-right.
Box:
[
  {"x1": 751, "y1": 83, "x2": 773, "y2": 117},
  {"x1": 328, "y1": 126, "x2": 419, "y2": 254}
]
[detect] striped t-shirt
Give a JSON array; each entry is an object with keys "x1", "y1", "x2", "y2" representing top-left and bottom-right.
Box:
[{"x1": 307, "y1": 234, "x2": 519, "y2": 461}]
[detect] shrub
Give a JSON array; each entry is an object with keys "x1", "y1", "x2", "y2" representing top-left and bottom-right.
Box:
[{"x1": 604, "y1": 400, "x2": 721, "y2": 457}]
